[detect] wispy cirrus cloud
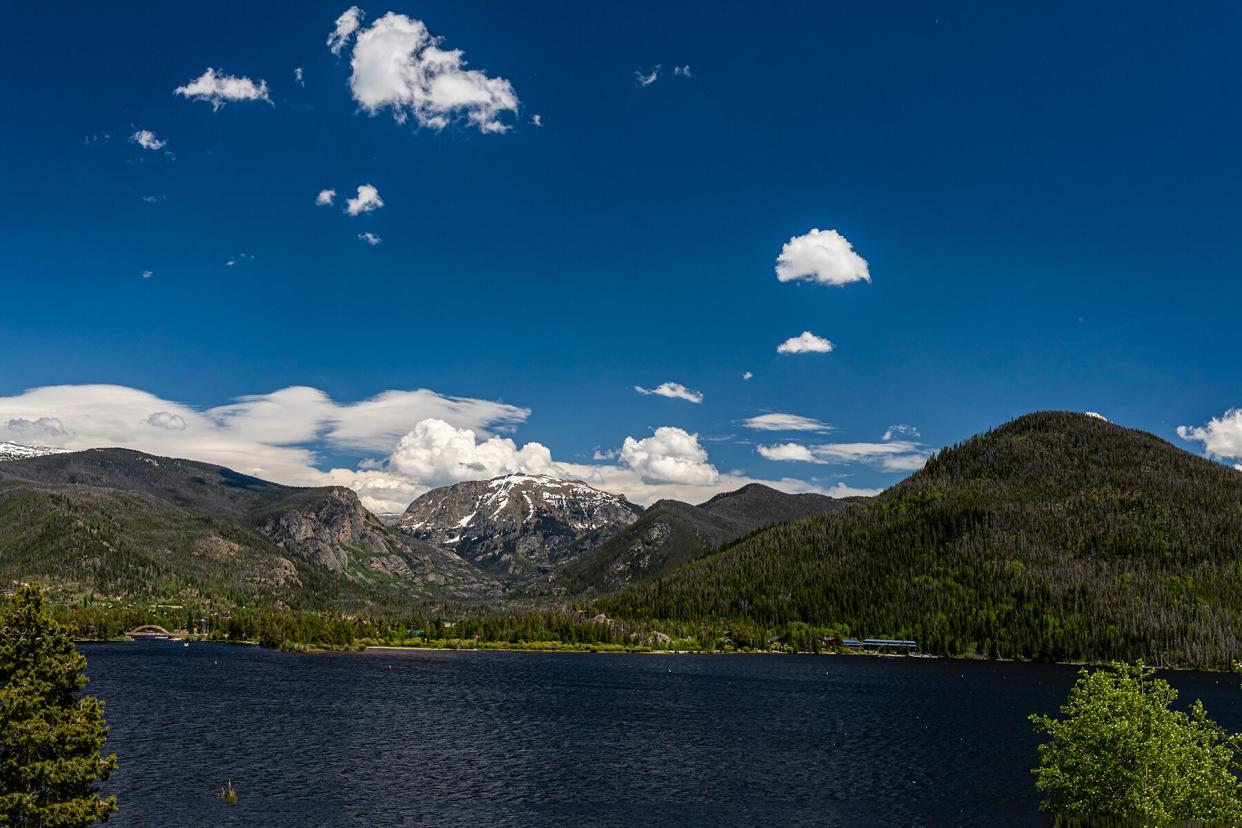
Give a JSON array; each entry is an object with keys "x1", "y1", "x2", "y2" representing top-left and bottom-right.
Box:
[
  {"x1": 634, "y1": 65, "x2": 661, "y2": 87},
  {"x1": 130, "y1": 130, "x2": 167, "y2": 151},
  {"x1": 882, "y1": 423, "x2": 920, "y2": 440},
  {"x1": 327, "y1": 6, "x2": 364, "y2": 56},
  {"x1": 757, "y1": 428, "x2": 932, "y2": 472},
  {"x1": 744, "y1": 413, "x2": 832, "y2": 432},
  {"x1": 634, "y1": 382, "x2": 703, "y2": 404}
]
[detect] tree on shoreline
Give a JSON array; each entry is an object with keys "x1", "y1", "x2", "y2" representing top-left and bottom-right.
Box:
[
  {"x1": 1031, "y1": 661, "x2": 1242, "y2": 826},
  {"x1": 0, "y1": 584, "x2": 117, "y2": 826}
]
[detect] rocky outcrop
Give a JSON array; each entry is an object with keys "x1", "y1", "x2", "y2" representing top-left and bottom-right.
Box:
[
  {"x1": 257, "y1": 487, "x2": 397, "y2": 572},
  {"x1": 257, "y1": 487, "x2": 505, "y2": 597},
  {"x1": 0, "y1": 446, "x2": 506, "y2": 604}
]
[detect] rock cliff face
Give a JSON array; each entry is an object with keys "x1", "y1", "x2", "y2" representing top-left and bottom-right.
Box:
[
  {"x1": 397, "y1": 474, "x2": 642, "y2": 577},
  {"x1": 0, "y1": 447, "x2": 504, "y2": 603},
  {"x1": 256, "y1": 486, "x2": 504, "y2": 597},
  {"x1": 257, "y1": 487, "x2": 395, "y2": 572}
]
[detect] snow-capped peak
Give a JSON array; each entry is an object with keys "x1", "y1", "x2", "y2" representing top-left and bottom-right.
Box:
[
  {"x1": 0, "y1": 442, "x2": 69, "y2": 462},
  {"x1": 396, "y1": 472, "x2": 640, "y2": 576}
]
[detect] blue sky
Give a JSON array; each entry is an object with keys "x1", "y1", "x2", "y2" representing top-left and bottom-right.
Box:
[{"x1": 3, "y1": 1, "x2": 1242, "y2": 510}]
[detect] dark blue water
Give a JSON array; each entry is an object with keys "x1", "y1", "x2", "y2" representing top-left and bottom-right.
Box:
[{"x1": 80, "y1": 642, "x2": 1242, "y2": 827}]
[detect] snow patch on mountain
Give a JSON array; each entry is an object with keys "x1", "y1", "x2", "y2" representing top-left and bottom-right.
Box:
[
  {"x1": 397, "y1": 473, "x2": 641, "y2": 577},
  {"x1": 0, "y1": 442, "x2": 69, "y2": 462}
]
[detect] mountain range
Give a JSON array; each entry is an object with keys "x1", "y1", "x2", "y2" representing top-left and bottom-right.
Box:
[
  {"x1": 0, "y1": 444, "x2": 845, "y2": 609},
  {"x1": 529, "y1": 483, "x2": 857, "y2": 596},
  {"x1": 0, "y1": 447, "x2": 501, "y2": 609},
  {"x1": 5, "y1": 412, "x2": 1242, "y2": 667}
]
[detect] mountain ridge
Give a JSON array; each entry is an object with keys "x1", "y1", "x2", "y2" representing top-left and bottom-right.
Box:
[
  {"x1": 537, "y1": 483, "x2": 857, "y2": 595},
  {"x1": 0, "y1": 447, "x2": 501, "y2": 606},
  {"x1": 396, "y1": 473, "x2": 642, "y2": 578},
  {"x1": 598, "y1": 411, "x2": 1242, "y2": 667}
]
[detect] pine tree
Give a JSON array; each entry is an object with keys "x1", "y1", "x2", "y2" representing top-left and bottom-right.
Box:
[{"x1": 0, "y1": 584, "x2": 117, "y2": 826}]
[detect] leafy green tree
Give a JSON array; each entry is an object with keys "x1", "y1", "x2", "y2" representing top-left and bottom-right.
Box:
[
  {"x1": 0, "y1": 584, "x2": 117, "y2": 826},
  {"x1": 1030, "y1": 661, "x2": 1242, "y2": 826}
]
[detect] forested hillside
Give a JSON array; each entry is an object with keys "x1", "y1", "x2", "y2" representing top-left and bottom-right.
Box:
[
  {"x1": 599, "y1": 412, "x2": 1242, "y2": 668},
  {"x1": 543, "y1": 484, "x2": 853, "y2": 595},
  {"x1": 0, "y1": 448, "x2": 500, "y2": 610}
]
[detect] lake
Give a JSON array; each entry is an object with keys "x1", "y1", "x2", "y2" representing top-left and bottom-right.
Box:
[{"x1": 80, "y1": 642, "x2": 1242, "y2": 826}]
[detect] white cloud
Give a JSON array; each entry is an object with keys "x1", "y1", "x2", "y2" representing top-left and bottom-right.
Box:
[
  {"x1": 758, "y1": 437, "x2": 931, "y2": 472},
  {"x1": 130, "y1": 130, "x2": 166, "y2": 151},
  {"x1": 143, "y1": 411, "x2": 186, "y2": 431},
  {"x1": 1178, "y1": 409, "x2": 1242, "y2": 464},
  {"x1": 341, "y1": 422, "x2": 815, "y2": 509},
  {"x1": 328, "y1": 6, "x2": 364, "y2": 56},
  {"x1": 618, "y1": 427, "x2": 718, "y2": 485},
  {"x1": 345, "y1": 184, "x2": 383, "y2": 215},
  {"x1": 385, "y1": 418, "x2": 554, "y2": 487},
  {"x1": 824, "y1": 481, "x2": 882, "y2": 498},
  {"x1": 295, "y1": 67, "x2": 305, "y2": 86},
  {"x1": 141, "y1": 270, "x2": 153, "y2": 279},
  {"x1": 5, "y1": 417, "x2": 68, "y2": 440},
  {"x1": 756, "y1": 442, "x2": 818, "y2": 463},
  {"x1": 634, "y1": 382, "x2": 703, "y2": 404},
  {"x1": 315, "y1": 188, "x2": 337, "y2": 206},
  {"x1": 1085, "y1": 411, "x2": 1109, "y2": 422},
  {"x1": 357, "y1": 232, "x2": 382, "y2": 245},
  {"x1": 777, "y1": 331, "x2": 834, "y2": 354},
  {"x1": 338, "y1": 10, "x2": 519, "y2": 134},
  {"x1": 0, "y1": 384, "x2": 529, "y2": 490},
  {"x1": 0, "y1": 385, "x2": 851, "y2": 512},
  {"x1": 530, "y1": 113, "x2": 542, "y2": 127},
  {"x1": 673, "y1": 65, "x2": 691, "y2": 78},
  {"x1": 882, "y1": 423, "x2": 920, "y2": 440},
  {"x1": 744, "y1": 413, "x2": 832, "y2": 432},
  {"x1": 635, "y1": 65, "x2": 661, "y2": 87},
  {"x1": 742, "y1": 371, "x2": 753, "y2": 381},
  {"x1": 174, "y1": 68, "x2": 272, "y2": 110},
  {"x1": 775, "y1": 228, "x2": 870, "y2": 287}
]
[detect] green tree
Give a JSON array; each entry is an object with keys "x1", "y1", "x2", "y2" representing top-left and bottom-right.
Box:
[
  {"x1": 1030, "y1": 661, "x2": 1242, "y2": 826},
  {"x1": 0, "y1": 584, "x2": 117, "y2": 826}
]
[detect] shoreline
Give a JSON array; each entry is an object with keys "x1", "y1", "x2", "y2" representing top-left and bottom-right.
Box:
[{"x1": 73, "y1": 638, "x2": 1231, "y2": 673}]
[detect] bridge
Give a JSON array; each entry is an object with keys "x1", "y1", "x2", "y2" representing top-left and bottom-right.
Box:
[{"x1": 127, "y1": 625, "x2": 172, "y2": 639}]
